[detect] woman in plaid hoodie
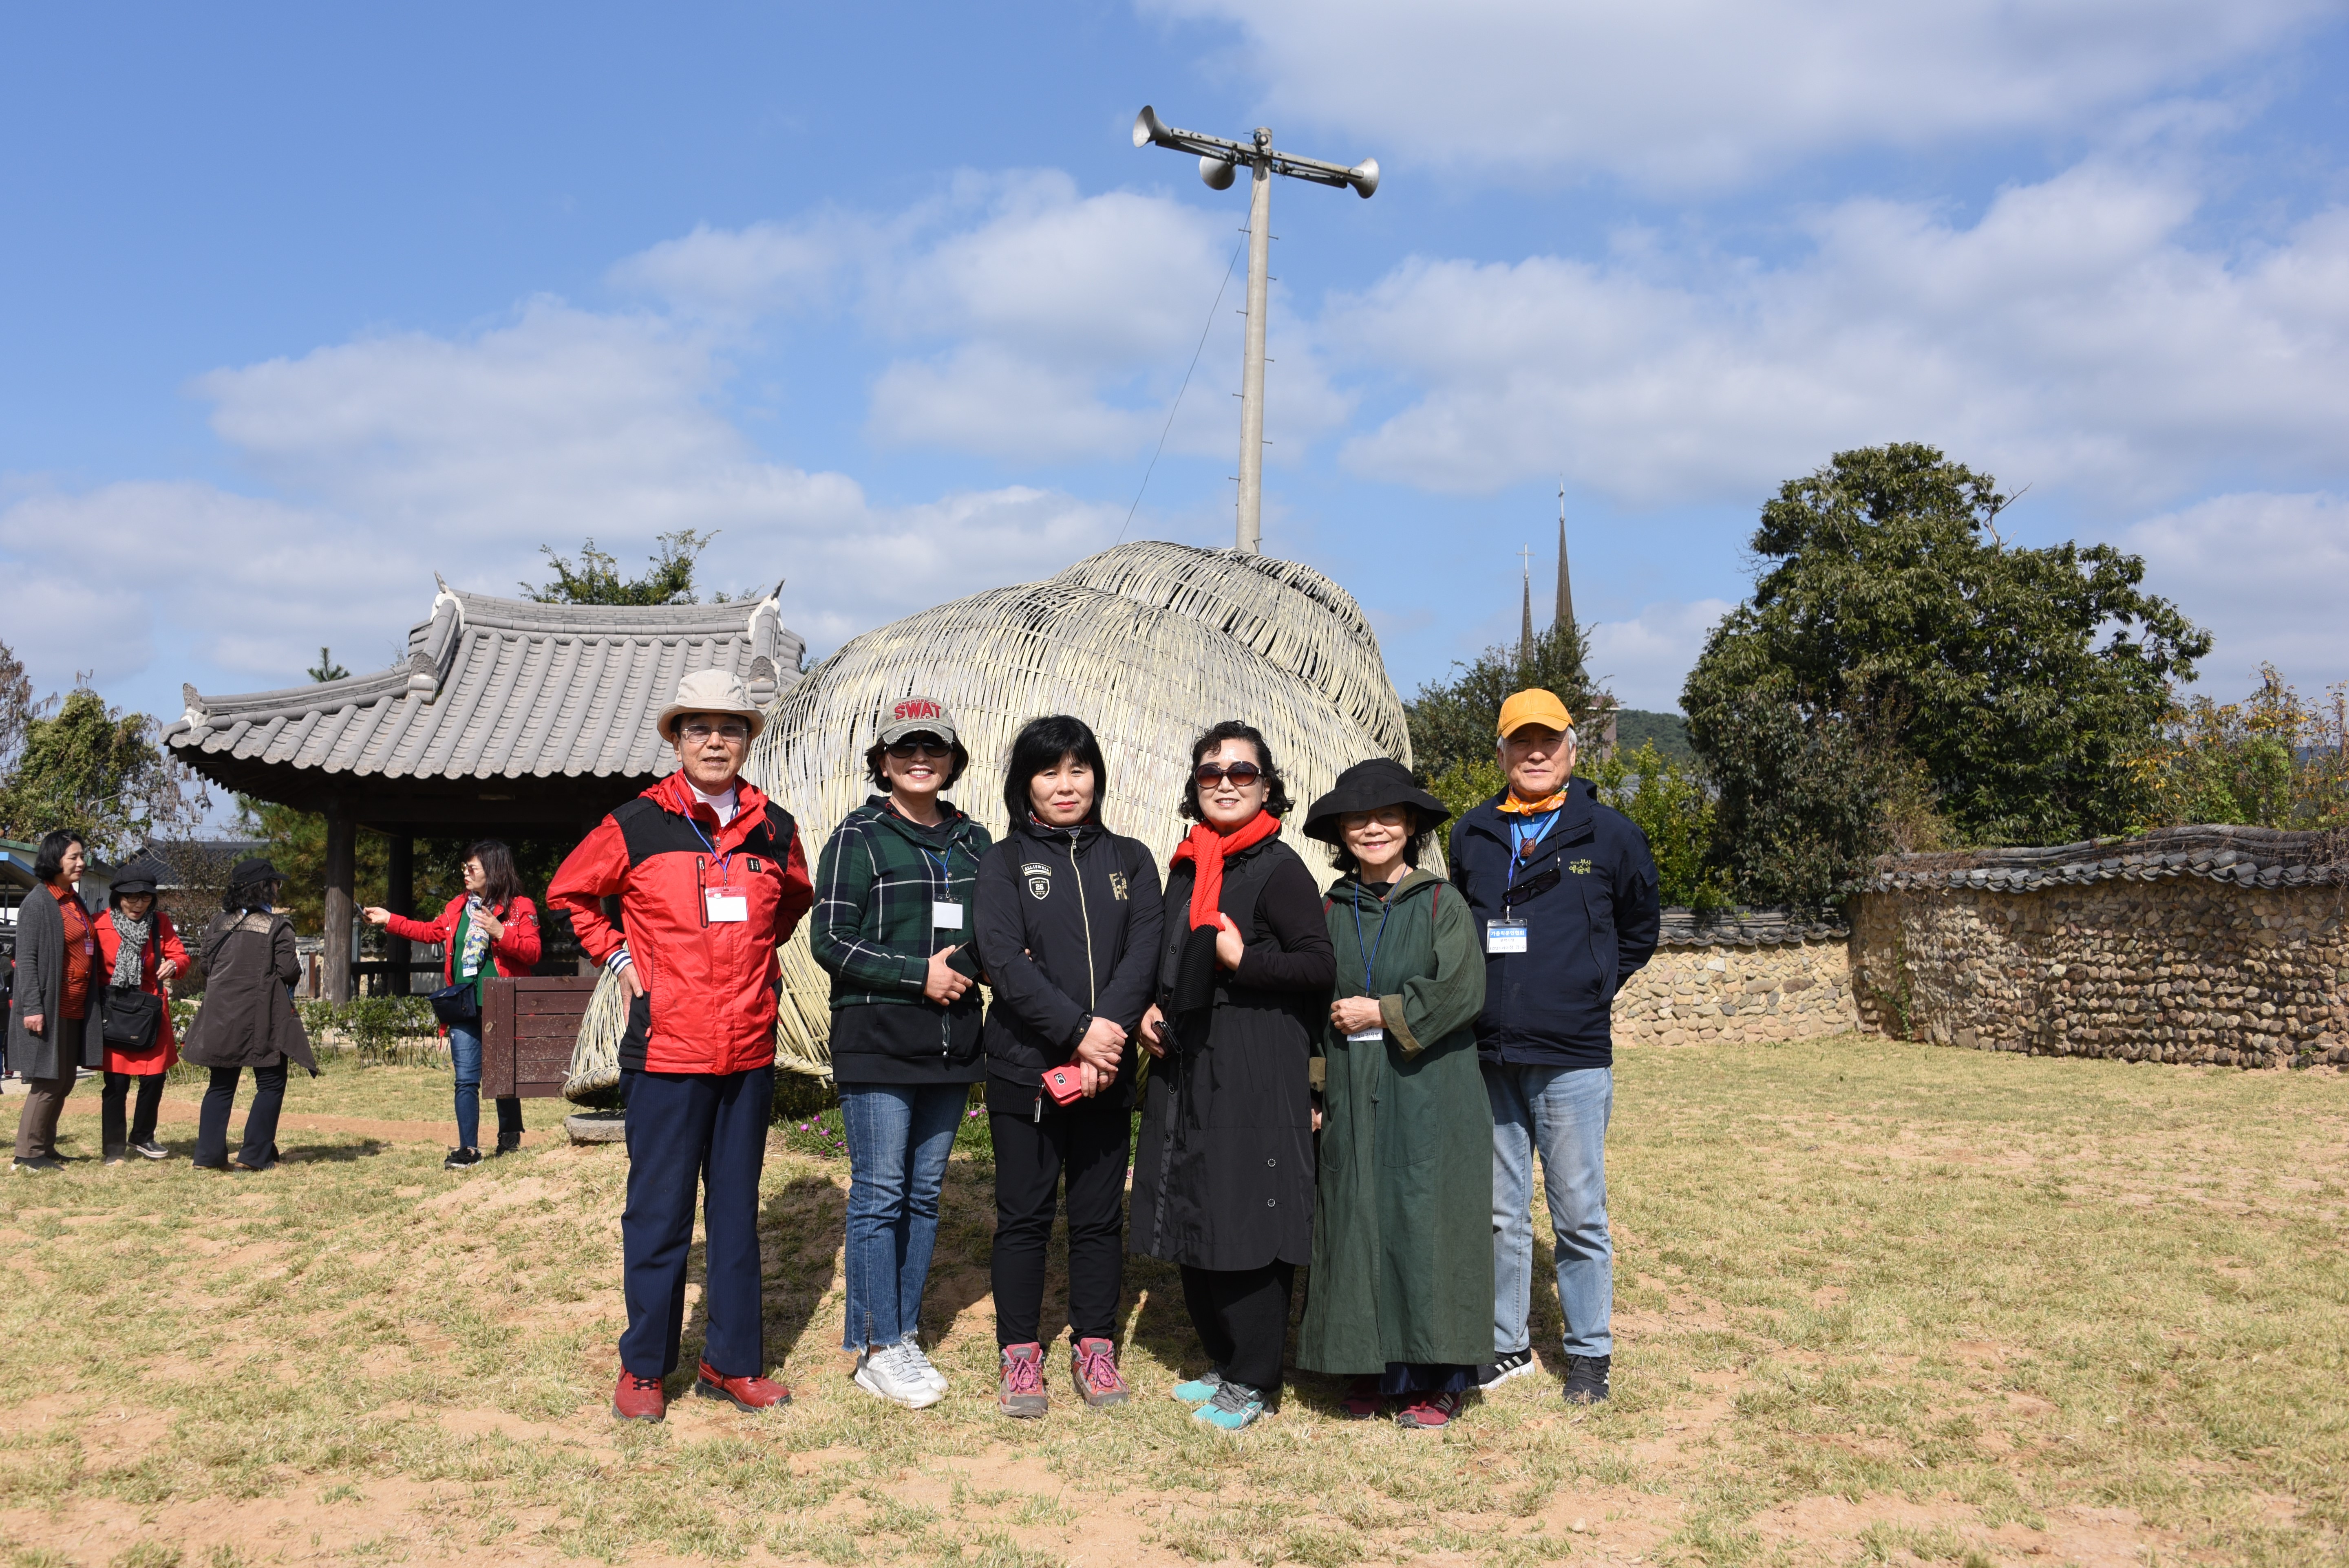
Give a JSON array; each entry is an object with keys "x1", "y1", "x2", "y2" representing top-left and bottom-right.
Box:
[{"x1": 810, "y1": 695, "x2": 991, "y2": 1410}]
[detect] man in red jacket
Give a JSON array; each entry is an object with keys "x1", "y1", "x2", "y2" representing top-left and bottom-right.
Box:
[{"x1": 549, "y1": 669, "x2": 814, "y2": 1422}]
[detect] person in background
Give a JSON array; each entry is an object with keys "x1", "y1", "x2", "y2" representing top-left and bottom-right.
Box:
[
  {"x1": 1131, "y1": 721, "x2": 1334, "y2": 1431},
  {"x1": 809, "y1": 694, "x2": 991, "y2": 1410},
  {"x1": 1294, "y1": 761, "x2": 1490, "y2": 1428},
  {"x1": 9, "y1": 831, "x2": 105, "y2": 1171},
  {"x1": 972, "y1": 714, "x2": 1164, "y2": 1418},
  {"x1": 1450, "y1": 690, "x2": 1660, "y2": 1405},
  {"x1": 92, "y1": 855, "x2": 191, "y2": 1164},
  {"x1": 182, "y1": 858, "x2": 318, "y2": 1173},
  {"x1": 365, "y1": 840, "x2": 543, "y2": 1169},
  {"x1": 550, "y1": 669, "x2": 814, "y2": 1423}
]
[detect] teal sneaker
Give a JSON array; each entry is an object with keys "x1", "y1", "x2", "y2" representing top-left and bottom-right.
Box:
[
  {"x1": 1192, "y1": 1380, "x2": 1265, "y2": 1431},
  {"x1": 1170, "y1": 1367, "x2": 1223, "y2": 1405}
]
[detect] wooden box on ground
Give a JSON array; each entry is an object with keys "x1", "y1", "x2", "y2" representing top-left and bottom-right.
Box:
[{"x1": 481, "y1": 975, "x2": 598, "y2": 1099}]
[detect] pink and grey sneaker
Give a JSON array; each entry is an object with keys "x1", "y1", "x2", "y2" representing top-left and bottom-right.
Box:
[
  {"x1": 998, "y1": 1342, "x2": 1048, "y2": 1418},
  {"x1": 1340, "y1": 1376, "x2": 1384, "y2": 1420},
  {"x1": 1070, "y1": 1337, "x2": 1130, "y2": 1408},
  {"x1": 1395, "y1": 1389, "x2": 1465, "y2": 1429}
]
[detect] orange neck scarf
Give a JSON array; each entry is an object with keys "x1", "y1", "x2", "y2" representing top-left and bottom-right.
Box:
[
  {"x1": 1168, "y1": 811, "x2": 1281, "y2": 930},
  {"x1": 1497, "y1": 788, "x2": 1569, "y2": 816}
]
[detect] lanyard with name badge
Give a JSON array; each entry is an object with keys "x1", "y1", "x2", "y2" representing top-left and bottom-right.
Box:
[
  {"x1": 923, "y1": 846, "x2": 964, "y2": 930},
  {"x1": 1347, "y1": 887, "x2": 1393, "y2": 1041},
  {"x1": 1487, "y1": 811, "x2": 1556, "y2": 955},
  {"x1": 691, "y1": 817, "x2": 750, "y2": 923}
]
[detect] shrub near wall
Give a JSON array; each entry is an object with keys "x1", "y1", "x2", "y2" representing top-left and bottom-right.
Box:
[{"x1": 1850, "y1": 825, "x2": 2349, "y2": 1068}]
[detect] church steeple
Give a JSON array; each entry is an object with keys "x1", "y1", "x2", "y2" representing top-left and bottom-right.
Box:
[
  {"x1": 1554, "y1": 479, "x2": 1574, "y2": 631},
  {"x1": 1519, "y1": 545, "x2": 1534, "y2": 665}
]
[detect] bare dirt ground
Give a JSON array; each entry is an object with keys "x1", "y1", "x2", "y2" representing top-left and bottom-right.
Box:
[{"x1": 3, "y1": 1035, "x2": 2346, "y2": 1568}]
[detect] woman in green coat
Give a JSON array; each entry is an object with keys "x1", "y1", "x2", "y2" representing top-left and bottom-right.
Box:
[{"x1": 1296, "y1": 759, "x2": 1491, "y2": 1429}]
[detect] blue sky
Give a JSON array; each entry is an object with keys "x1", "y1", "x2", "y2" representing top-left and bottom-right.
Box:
[{"x1": 6, "y1": 0, "x2": 2347, "y2": 730}]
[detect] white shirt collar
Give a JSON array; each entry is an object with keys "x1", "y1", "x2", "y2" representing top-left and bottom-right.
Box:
[{"x1": 690, "y1": 780, "x2": 740, "y2": 826}]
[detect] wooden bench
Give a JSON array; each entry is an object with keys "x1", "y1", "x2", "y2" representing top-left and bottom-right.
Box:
[{"x1": 480, "y1": 975, "x2": 598, "y2": 1099}]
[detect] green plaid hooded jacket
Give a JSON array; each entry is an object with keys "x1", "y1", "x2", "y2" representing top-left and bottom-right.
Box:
[{"x1": 809, "y1": 796, "x2": 993, "y2": 1008}]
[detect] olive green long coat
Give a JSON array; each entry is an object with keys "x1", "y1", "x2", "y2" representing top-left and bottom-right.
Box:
[{"x1": 1297, "y1": 866, "x2": 1492, "y2": 1374}]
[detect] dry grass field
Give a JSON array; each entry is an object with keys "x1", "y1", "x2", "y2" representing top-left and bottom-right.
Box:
[{"x1": 2, "y1": 1035, "x2": 2345, "y2": 1568}]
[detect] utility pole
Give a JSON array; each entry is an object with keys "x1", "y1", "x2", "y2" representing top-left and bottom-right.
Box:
[{"x1": 1133, "y1": 106, "x2": 1377, "y2": 553}]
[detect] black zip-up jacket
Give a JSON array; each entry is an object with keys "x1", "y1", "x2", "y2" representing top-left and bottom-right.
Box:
[
  {"x1": 973, "y1": 819, "x2": 1165, "y2": 1113},
  {"x1": 1448, "y1": 776, "x2": 1662, "y2": 1071}
]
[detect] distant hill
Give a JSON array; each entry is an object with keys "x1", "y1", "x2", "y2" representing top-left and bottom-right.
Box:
[{"x1": 1609, "y1": 708, "x2": 1692, "y2": 764}]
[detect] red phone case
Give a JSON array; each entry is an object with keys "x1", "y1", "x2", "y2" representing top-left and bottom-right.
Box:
[{"x1": 1042, "y1": 1063, "x2": 1086, "y2": 1105}]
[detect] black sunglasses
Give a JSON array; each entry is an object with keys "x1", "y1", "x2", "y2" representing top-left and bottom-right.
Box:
[
  {"x1": 887, "y1": 737, "x2": 954, "y2": 759},
  {"x1": 1194, "y1": 761, "x2": 1264, "y2": 786}
]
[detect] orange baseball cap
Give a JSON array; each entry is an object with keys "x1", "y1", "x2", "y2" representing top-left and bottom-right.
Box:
[{"x1": 1497, "y1": 688, "x2": 1574, "y2": 739}]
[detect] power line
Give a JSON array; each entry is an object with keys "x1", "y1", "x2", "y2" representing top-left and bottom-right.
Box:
[{"x1": 1115, "y1": 239, "x2": 1245, "y2": 546}]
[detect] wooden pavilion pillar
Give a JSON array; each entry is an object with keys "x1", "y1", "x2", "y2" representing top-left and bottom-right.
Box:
[
  {"x1": 323, "y1": 802, "x2": 356, "y2": 1006},
  {"x1": 385, "y1": 833, "x2": 414, "y2": 995}
]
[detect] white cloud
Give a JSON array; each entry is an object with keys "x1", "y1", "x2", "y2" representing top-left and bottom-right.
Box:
[
  {"x1": 1148, "y1": 0, "x2": 2334, "y2": 187},
  {"x1": 2126, "y1": 491, "x2": 2349, "y2": 693},
  {"x1": 0, "y1": 298, "x2": 1122, "y2": 701},
  {"x1": 1586, "y1": 598, "x2": 1737, "y2": 712},
  {"x1": 1327, "y1": 160, "x2": 2349, "y2": 507}
]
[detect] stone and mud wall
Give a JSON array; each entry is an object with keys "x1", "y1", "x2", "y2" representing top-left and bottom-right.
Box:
[
  {"x1": 1848, "y1": 825, "x2": 2349, "y2": 1068},
  {"x1": 1611, "y1": 911, "x2": 1858, "y2": 1045}
]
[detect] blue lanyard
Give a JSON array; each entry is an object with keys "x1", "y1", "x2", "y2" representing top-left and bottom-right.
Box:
[
  {"x1": 1351, "y1": 886, "x2": 1393, "y2": 997},
  {"x1": 922, "y1": 846, "x2": 955, "y2": 892},
  {"x1": 689, "y1": 817, "x2": 731, "y2": 879},
  {"x1": 1509, "y1": 811, "x2": 1559, "y2": 878}
]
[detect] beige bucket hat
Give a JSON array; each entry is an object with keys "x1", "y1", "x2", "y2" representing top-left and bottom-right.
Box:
[{"x1": 656, "y1": 668, "x2": 767, "y2": 743}]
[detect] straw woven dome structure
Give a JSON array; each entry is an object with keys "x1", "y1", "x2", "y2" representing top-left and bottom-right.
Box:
[{"x1": 564, "y1": 541, "x2": 1411, "y2": 1093}]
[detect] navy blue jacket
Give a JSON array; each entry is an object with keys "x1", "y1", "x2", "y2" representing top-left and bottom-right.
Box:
[{"x1": 1448, "y1": 777, "x2": 1662, "y2": 1071}]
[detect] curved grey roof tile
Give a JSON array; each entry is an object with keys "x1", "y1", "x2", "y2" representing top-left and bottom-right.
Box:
[{"x1": 1857, "y1": 823, "x2": 2348, "y2": 893}]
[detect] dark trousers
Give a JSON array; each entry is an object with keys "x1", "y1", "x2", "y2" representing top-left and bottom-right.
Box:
[
  {"x1": 101, "y1": 1071, "x2": 167, "y2": 1156},
  {"x1": 990, "y1": 1101, "x2": 1132, "y2": 1348},
  {"x1": 1179, "y1": 1260, "x2": 1296, "y2": 1398},
  {"x1": 194, "y1": 1061, "x2": 287, "y2": 1169},
  {"x1": 620, "y1": 1066, "x2": 772, "y2": 1380},
  {"x1": 12, "y1": 1071, "x2": 76, "y2": 1160}
]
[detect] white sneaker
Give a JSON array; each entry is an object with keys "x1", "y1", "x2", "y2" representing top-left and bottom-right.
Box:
[
  {"x1": 854, "y1": 1343, "x2": 943, "y2": 1409},
  {"x1": 897, "y1": 1335, "x2": 948, "y2": 1395}
]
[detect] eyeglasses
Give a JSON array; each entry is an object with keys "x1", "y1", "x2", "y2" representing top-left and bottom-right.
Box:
[
  {"x1": 680, "y1": 722, "x2": 750, "y2": 744},
  {"x1": 1194, "y1": 761, "x2": 1264, "y2": 787},
  {"x1": 887, "y1": 738, "x2": 954, "y2": 759}
]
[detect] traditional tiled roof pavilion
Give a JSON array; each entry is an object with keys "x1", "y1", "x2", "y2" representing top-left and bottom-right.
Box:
[{"x1": 166, "y1": 578, "x2": 804, "y2": 1002}]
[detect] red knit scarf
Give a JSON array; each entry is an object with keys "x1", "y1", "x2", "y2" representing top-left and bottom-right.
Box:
[{"x1": 1168, "y1": 811, "x2": 1281, "y2": 931}]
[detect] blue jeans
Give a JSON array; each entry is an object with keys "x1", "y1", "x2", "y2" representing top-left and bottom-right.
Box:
[
  {"x1": 838, "y1": 1082, "x2": 965, "y2": 1351},
  {"x1": 1486, "y1": 1062, "x2": 1614, "y2": 1359},
  {"x1": 449, "y1": 1023, "x2": 483, "y2": 1152}
]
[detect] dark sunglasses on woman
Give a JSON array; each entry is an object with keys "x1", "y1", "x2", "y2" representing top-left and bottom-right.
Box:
[
  {"x1": 1194, "y1": 761, "x2": 1263, "y2": 786},
  {"x1": 887, "y1": 737, "x2": 954, "y2": 759}
]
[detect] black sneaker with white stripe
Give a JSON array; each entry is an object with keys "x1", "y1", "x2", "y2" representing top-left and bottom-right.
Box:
[
  {"x1": 1562, "y1": 1354, "x2": 1611, "y2": 1404},
  {"x1": 1476, "y1": 1347, "x2": 1536, "y2": 1388}
]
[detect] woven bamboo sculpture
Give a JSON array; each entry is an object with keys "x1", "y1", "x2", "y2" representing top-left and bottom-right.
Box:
[{"x1": 565, "y1": 541, "x2": 1411, "y2": 1094}]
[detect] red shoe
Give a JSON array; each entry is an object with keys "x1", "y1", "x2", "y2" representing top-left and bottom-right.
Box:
[
  {"x1": 1340, "y1": 1377, "x2": 1384, "y2": 1420},
  {"x1": 613, "y1": 1370, "x2": 667, "y2": 1422},
  {"x1": 1395, "y1": 1390, "x2": 1464, "y2": 1429},
  {"x1": 695, "y1": 1361, "x2": 791, "y2": 1411}
]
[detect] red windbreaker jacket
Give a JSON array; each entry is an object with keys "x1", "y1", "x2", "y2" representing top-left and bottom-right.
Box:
[
  {"x1": 547, "y1": 772, "x2": 814, "y2": 1075},
  {"x1": 384, "y1": 895, "x2": 542, "y2": 986}
]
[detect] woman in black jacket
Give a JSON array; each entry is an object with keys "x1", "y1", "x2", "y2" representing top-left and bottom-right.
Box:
[
  {"x1": 1131, "y1": 721, "x2": 1334, "y2": 1431},
  {"x1": 181, "y1": 858, "x2": 317, "y2": 1171},
  {"x1": 973, "y1": 715, "x2": 1164, "y2": 1418}
]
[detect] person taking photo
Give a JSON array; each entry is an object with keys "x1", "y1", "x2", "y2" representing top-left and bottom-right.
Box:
[{"x1": 549, "y1": 669, "x2": 814, "y2": 1423}]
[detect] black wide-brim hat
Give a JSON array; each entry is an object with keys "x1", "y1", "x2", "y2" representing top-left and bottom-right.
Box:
[
  {"x1": 1302, "y1": 757, "x2": 1451, "y2": 844},
  {"x1": 108, "y1": 855, "x2": 169, "y2": 897}
]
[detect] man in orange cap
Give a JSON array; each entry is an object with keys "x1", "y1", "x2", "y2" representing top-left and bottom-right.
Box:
[{"x1": 1447, "y1": 688, "x2": 1659, "y2": 1405}]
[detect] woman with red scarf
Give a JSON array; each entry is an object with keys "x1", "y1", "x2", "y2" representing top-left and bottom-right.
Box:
[{"x1": 1130, "y1": 721, "x2": 1333, "y2": 1431}]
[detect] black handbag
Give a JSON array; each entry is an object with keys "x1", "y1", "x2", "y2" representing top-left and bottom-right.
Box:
[
  {"x1": 101, "y1": 985, "x2": 164, "y2": 1052},
  {"x1": 428, "y1": 979, "x2": 481, "y2": 1027}
]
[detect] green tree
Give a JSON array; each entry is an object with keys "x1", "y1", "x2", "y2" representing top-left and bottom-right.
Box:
[
  {"x1": 0, "y1": 639, "x2": 39, "y2": 782},
  {"x1": 1684, "y1": 444, "x2": 2208, "y2": 898},
  {"x1": 1585, "y1": 741, "x2": 1731, "y2": 911},
  {"x1": 0, "y1": 686, "x2": 203, "y2": 860},
  {"x1": 524, "y1": 528, "x2": 720, "y2": 606},
  {"x1": 2133, "y1": 666, "x2": 2349, "y2": 830},
  {"x1": 308, "y1": 647, "x2": 350, "y2": 681},
  {"x1": 1408, "y1": 618, "x2": 1607, "y2": 787}
]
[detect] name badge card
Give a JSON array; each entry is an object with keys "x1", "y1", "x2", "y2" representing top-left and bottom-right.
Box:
[
  {"x1": 1486, "y1": 920, "x2": 1528, "y2": 955},
  {"x1": 933, "y1": 901, "x2": 965, "y2": 929},
  {"x1": 705, "y1": 889, "x2": 749, "y2": 923},
  {"x1": 1346, "y1": 1026, "x2": 1385, "y2": 1043}
]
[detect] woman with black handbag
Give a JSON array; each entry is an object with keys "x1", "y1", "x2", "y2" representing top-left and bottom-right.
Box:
[
  {"x1": 91, "y1": 855, "x2": 190, "y2": 1164},
  {"x1": 183, "y1": 858, "x2": 316, "y2": 1172},
  {"x1": 364, "y1": 840, "x2": 541, "y2": 1169}
]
